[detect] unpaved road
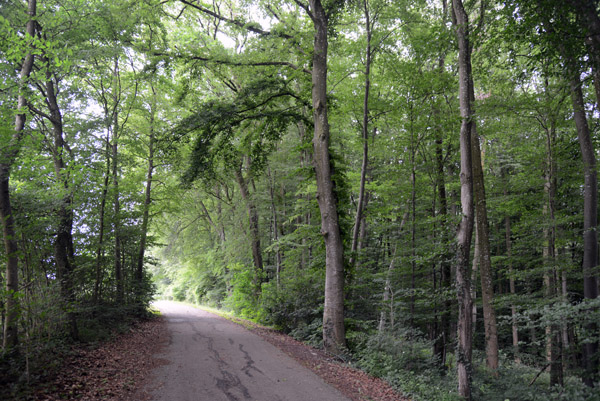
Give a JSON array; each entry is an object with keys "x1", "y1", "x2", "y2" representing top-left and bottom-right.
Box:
[{"x1": 146, "y1": 300, "x2": 350, "y2": 401}]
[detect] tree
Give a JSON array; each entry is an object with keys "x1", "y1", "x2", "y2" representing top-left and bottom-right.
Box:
[
  {"x1": 306, "y1": 0, "x2": 347, "y2": 354},
  {"x1": 452, "y1": 0, "x2": 475, "y2": 397},
  {"x1": 1, "y1": 0, "x2": 37, "y2": 351}
]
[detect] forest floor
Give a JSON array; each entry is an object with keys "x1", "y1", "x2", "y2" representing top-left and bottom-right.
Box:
[
  {"x1": 30, "y1": 303, "x2": 408, "y2": 401},
  {"x1": 245, "y1": 322, "x2": 409, "y2": 401}
]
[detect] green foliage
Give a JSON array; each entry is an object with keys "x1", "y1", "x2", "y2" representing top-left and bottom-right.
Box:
[
  {"x1": 260, "y1": 264, "x2": 325, "y2": 335},
  {"x1": 224, "y1": 263, "x2": 261, "y2": 319},
  {"x1": 352, "y1": 331, "x2": 460, "y2": 401}
]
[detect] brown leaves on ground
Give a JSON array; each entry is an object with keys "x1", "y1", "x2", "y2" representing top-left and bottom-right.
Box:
[
  {"x1": 33, "y1": 317, "x2": 168, "y2": 401},
  {"x1": 31, "y1": 310, "x2": 406, "y2": 401},
  {"x1": 248, "y1": 326, "x2": 410, "y2": 401}
]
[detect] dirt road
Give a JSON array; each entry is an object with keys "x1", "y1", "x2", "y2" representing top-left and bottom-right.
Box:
[{"x1": 146, "y1": 301, "x2": 350, "y2": 401}]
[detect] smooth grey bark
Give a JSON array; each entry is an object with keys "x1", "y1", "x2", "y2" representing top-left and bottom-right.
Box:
[
  {"x1": 2, "y1": 0, "x2": 36, "y2": 350},
  {"x1": 452, "y1": 0, "x2": 475, "y2": 397},
  {"x1": 308, "y1": 0, "x2": 346, "y2": 353}
]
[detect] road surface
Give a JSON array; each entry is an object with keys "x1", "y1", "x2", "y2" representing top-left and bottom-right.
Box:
[{"x1": 146, "y1": 300, "x2": 350, "y2": 401}]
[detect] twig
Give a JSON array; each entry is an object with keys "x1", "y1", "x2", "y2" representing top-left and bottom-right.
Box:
[{"x1": 529, "y1": 362, "x2": 551, "y2": 386}]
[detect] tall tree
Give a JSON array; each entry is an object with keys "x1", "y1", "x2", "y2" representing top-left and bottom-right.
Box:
[
  {"x1": 307, "y1": 0, "x2": 347, "y2": 354},
  {"x1": 1, "y1": 0, "x2": 37, "y2": 350},
  {"x1": 452, "y1": 0, "x2": 475, "y2": 397},
  {"x1": 135, "y1": 82, "x2": 157, "y2": 302}
]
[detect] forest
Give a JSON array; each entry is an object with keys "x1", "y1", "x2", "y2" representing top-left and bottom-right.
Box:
[{"x1": 1, "y1": 0, "x2": 600, "y2": 400}]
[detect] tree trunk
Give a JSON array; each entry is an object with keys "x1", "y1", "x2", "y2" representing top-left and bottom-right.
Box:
[
  {"x1": 109, "y1": 56, "x2": 124, "y2": 305},
  {"x1": 267, "y1": 167, "x2": 282, "y2": 287},
  {"x1": 434, "y1": 132, "x2": 451, "y2": 367},
  {"x1": 135, "y1": 85, "x2": 156, "y2": 302},
  {"x1": 569, "y1": 0, "x2": 600, "y2": 106},
  {"x1": 542, "y1": 112, "x2": 562, "y2": 385},
  {"x1": 2, "y1": 0, "x2": 37, "y2": 351},
  {"x1": 452, "y1": 0, "x2": 475, "y2": 397},
  {"x1": 410, "y1": 143, "x2": 417, "y2": 326},
  {"x1": 42, "y1": 66, "x2": 78, "y2": 340},
  {"x1": 94, "y1": 139, "x2": 111, "y2": 304},
  {"x1": 434, "y1": 1, "x2": 451, "y2": 366},
  {"x1": 470, "y1": 128, "x2": 499, "y2": 373},
  {"x1": 112, "y1": 136, "x2": 123, "y2": 304},
  {"x1": 503, "y1": 169, "x2": 519, "y2": 363},
  {"x1": 349, "y1": 0, "x2": 372, "y2": 269},
  {"x1": 309, "y1": 0, "x2": 346, "y2": 354},
  {"x1": 379, "y1": 211, "x2": 409, "y2": 333},
  {"x1": 234, "y1": 163, "x2": 264, "y2": 293},
  {"x1": 569, "y1": 70, "x2": 599, "y2": 387},
  {"x1": 471, "y1": 225, "x2": 478, "y2": 333}
]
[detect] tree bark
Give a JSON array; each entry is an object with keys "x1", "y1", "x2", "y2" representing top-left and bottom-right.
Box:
[
  {"x1": 349, "y1": 0, "x2": 372, "y2": 269},
  {"x1": 503, "y1": 171, "x2": 519, "y2": 363},
  {"x1": 136, "y1": 84, "x2": 157, "y2": 301},
  {"x1": 452, "y1": 0, "x2": 475, "y2": 397},
  {"x1": 41, "y1": 61, "x2": 78, "y2": 339},
  {"x1": 267, "y1": 167, "x2": 282, "y2": 286},
  {"x1": 569, "y1": 70, "x2": 599, "y2": 387},
  {"x1": 309, "y1": 0, "x2": 346, "y2": 354},
  {"x1": 568, "y1": 0, "x2": 600, "y2": 106},
  {"x1": 94, "y1": 139, "x2": 111, "y2": 304},
  {"x1": 470, "y1": 128, "x2": 499, "y2": 373},
  {"x1": 379, "y1": 211, "x2": 409, "y2": 333},
  {"x1": 2, "y1": 0, "x2": 37, "y2": 350},
  {"x1": 234, "y1": 162, "x2": 264, "y2": 293},
  {"x1": 542, "y1": 112, "x2": 562, "y2": 385}
]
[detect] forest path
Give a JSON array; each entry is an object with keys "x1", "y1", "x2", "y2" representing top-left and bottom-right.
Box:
[{"x1": 145, "y1": 300, "x2": 350, "y2": 401}]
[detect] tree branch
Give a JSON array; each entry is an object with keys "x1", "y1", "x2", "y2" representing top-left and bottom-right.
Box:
[
  {"x1": 155, "y1": 51, "x2": 312, "y2": 74},
  {"x1": 177, "y1": 0, "x2": 293, "y2": 39}
]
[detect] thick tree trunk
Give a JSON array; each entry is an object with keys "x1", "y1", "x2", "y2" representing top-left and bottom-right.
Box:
[
  {"x1": 452, "y1": 0, "x2": 475, "y2": 397},
  {"x1": 309, "y1": 0, "x2": 346, "y2": 354},
  {"x1": 569, "y1": 72, "x2": 599, "y2": 387},
  {"x1": 2, "y1": 0, "x2": 37, "y2": 350}
]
